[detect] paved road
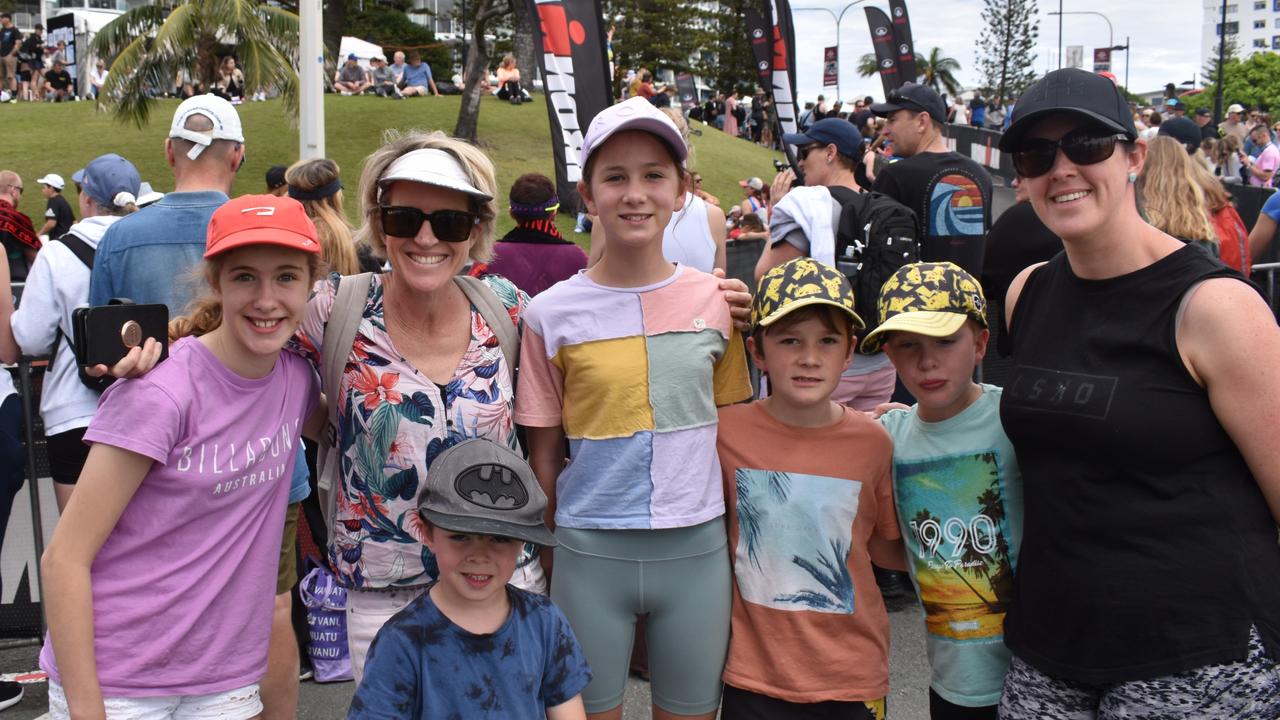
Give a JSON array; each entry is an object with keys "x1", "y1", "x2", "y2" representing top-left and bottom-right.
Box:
[{"x1": 0, "y1": 598, "x2": 932, "y2": 719}]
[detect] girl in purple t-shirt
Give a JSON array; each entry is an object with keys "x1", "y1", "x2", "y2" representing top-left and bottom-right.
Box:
[{"x1": 39, "y1": 195, "x2": 323, "y2": 720}]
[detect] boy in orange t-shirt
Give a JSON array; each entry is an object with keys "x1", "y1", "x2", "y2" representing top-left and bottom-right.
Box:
[{"x1": 718, "y1": 258, "x2": 903, "y2": 719}]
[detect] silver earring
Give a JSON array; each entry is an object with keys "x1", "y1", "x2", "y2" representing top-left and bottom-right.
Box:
[{"x1": 1127, "y1": 172, "x2": 1138, "y2": 183}]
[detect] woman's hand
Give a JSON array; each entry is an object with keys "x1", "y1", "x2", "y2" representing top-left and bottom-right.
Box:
[
  {"x1": 770, "y1": 169, "x2": 795, "y2": 207},
  {"x1": 712, "y1": 269, "x2": 752, "y2": 332},
  {"x1": 83, "y1": 337, "x2": 163, "y2": 380}
]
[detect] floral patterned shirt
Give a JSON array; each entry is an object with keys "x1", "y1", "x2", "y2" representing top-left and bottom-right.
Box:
[{"x1": 289, "y1": 272, "x2": 528, "y2": 589}]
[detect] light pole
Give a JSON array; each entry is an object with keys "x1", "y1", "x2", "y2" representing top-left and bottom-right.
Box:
[
  {"x1": 793, "y1": 0, "x2": 873, "y2": 101},
  {"x1": 1047, "y1": 9, "x2": 1114, "y2": 52},
  {"x1": 1216, "y1": 0, "x2": 1228, "y2": 125},
  {"x1": 1113, "y1": 36, "x2": 1130, "y2": 90}
]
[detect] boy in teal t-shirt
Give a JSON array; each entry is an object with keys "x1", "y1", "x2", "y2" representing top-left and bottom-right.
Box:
[{"x1": 863, "y1": 262, "x2": 1024, "y2": 719}]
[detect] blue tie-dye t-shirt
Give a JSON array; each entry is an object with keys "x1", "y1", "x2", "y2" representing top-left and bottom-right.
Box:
[{"x1": 347, "y1": 585, "x2": 591, "y2": 719}]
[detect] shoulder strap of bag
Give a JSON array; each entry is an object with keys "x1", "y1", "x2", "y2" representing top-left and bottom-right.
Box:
[
  {"x1": 454, "y1": 274, "x2": 519, "y2": 372},
  {"x1": 49, "y1": 231, "x2": 96, "y2": 358},
  {"x1": 320, "y1": 272, "x2": 372, "y2": 530}
]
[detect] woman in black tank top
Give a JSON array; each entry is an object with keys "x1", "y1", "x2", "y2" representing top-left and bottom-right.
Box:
[{"x1": 994, "y1": 69, "x2": 1280, "y2": 719}]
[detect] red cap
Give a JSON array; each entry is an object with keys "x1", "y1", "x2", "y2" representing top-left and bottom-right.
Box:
[{"x1": 205, "y1": 194, "x2": 321, "y2": 258}]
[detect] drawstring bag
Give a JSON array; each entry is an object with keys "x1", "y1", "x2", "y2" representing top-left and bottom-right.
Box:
[{"x1": 299, "y1": 565, "x2": 353, "y2": 683}]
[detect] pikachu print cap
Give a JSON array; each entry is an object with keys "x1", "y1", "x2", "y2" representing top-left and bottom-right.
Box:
[
  {"x1": 859, "y1": 261, "x2": 987, "y2": 354},
  {"x1": 752, "y1": 258, "x2": 864, "y2": 332}
]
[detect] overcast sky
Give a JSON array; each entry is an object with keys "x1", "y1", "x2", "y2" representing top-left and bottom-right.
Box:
[{"x1": 790, "y1": 0, "x2": 1203, "y2": 104}]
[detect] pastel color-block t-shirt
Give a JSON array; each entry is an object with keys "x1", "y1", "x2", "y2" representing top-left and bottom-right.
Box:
[
  {"x1": 39, "y1": 337, "x2": 319, "y2": 697},
  {"x1": 718, "y1": 402, "x2": 899, "y2": 703},
  {"x1": 516, "y1": 265, "x2": 752, "y2": 529},
  {"x1": 878, "y1": 384, "x2": 1023, "y2": 708}
]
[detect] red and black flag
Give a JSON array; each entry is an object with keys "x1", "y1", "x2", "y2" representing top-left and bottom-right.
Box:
[
  {"x1": 865, "y1": 6, "x2": 900, "y2": 98},
  {"x1": 527, "y1": 0, "x2": 611, "y2": 213},
  {"x1": 888, "y1": 0, "x2": 917, "y2": 86}
]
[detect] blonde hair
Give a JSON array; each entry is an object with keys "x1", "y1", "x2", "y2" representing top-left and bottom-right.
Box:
[
  {"x1": 500, "y1": 54, "x2": 516, "y2": 68},
  {"x1": 285, "y1": 158, "x2": 359, "y2": 275},
  {"x1": 1138, "y1": 136, "x2": 1217, "y2": 244},
  {"x1": 355, "y1": 130, "x2": 498, "y2": 263},
  {"x1": 170, "y1": 252, "x2": 325, "y2": 341}
]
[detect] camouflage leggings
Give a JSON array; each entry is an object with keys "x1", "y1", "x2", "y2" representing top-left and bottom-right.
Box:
[{"x1": 999, "y1": 627, "x2": 1280, "y2": 720}]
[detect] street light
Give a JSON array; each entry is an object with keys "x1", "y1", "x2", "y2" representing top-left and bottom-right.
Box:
[
  {"x1": 1112, "y1": 37, "x2": 1130, "y2": 90},
  {"x1": 793, "y1": 0, "x2": 873, "y2": 101},
  {"x1": 1049, "y1": 10, "x2": 1117, "y2": 79}
]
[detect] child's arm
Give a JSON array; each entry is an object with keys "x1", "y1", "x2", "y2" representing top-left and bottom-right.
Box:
[
  {"x1": 42, "y1": 443, "x2": 152, "y2": 720},
  {"x1": 546, "y1": 695, "x2": 586, "y2": 720},
  {"x1": 347, "y1": 625, "x2": 421, "y2": 719},
  {"x1": 527, "y1": 425, "x2": 566, "y2": 573}
]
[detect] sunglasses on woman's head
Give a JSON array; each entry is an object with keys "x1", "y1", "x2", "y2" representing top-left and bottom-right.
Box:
[
  {"x1": 379, "y1": 206, "x2": 478, "y2": 242},
  {"x1": 1012, "y1": 132, "x2": 1130, "y2": 179}
]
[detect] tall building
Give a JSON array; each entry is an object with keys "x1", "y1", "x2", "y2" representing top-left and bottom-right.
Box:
[{"x1": 1202, "y1": 0, "x2": 1280, "y2": 65}]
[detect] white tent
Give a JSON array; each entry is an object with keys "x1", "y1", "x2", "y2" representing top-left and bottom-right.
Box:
[{"x1": 338, "y1": 36, "x2": 386, "y2": 70}]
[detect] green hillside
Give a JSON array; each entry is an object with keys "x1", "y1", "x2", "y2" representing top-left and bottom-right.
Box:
[{"x1": 3, "y1": 95, "x2": 782, "y2": 246}]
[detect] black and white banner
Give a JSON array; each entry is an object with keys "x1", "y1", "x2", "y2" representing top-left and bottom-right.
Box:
[{"x1": 527, "y1": 0, "x2": 611, "y2": 212}]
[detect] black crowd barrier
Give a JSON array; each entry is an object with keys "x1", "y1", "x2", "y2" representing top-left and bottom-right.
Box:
[
  {"x1": 1, "y1": 282, "x2": 52, "y2": 643},
  {"x1": 944, "y1": 123, "x2": 1014, "y2": 182}
]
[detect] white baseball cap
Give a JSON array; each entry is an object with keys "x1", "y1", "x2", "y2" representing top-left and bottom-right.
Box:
[
  {"x1": 169, "y1": 94, "x2": 245, "y2": 160},
  {"x1": 36, "y1": 173, "x2": 64, "y2": 190},
  {"x1": 580, "y1": 96, "x2": 688, "y2": 169},
  {"x1": 1228, "y1": 103, "x2": 1246, "y2": 114},
  {"x1": 377, "y1": 148, "x2": 493, "y2": 202}
]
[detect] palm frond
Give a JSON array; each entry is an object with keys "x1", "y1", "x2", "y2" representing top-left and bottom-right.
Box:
[{"x1": 91, "y1": 4, "x2": 167, "y2": 63}]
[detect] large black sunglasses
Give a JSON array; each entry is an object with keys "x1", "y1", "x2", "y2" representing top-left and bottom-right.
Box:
[
  {"x1": 1012, "y1": 132, "x2": 1129, "y2": 179},
  {"x1": 379, "y1": 206, "x2": 478, "y2": 242}
]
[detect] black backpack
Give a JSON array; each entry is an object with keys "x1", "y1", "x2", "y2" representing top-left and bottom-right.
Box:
[
  {"x1": 52, "y1": 233, "x2": 116, "y2": 393},
  {"x1": 827, "y1": 186, "x2": 920, "y2": 352}
]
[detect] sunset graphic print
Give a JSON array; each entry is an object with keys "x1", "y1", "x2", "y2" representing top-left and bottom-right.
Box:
[{"x1": 894, "y1": 450, "x2": 1017, "y2": 641}]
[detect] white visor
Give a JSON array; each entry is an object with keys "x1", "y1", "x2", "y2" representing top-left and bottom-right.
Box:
[{"x1": 377, "y1": 148, "x2": 493, "y2": 202}]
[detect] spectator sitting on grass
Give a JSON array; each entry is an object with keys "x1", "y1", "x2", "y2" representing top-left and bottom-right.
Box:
[
  {"x1": 335, "y1": 54, "x2": 371, "y2": 96},
  {"x1": 400, "y1": 52, "x2": 439, "y2": 97},
  {"x1": 43, "y1": 59, "x2": 72, "y2": 102}
]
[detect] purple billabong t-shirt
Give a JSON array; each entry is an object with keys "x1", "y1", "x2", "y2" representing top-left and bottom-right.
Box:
[{"x1": 39, "y1": 337, "x2": 318, "y2": 697}]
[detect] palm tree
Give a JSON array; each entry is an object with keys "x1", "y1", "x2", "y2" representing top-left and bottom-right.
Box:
[
  {"x1": 92, "y1": 0, "x2": 300, "y2": 127},
  {"x1": 917, "y1": 46, "x2": 962, "y2": 97},
  {"x1": 858, "y1": 52, "x2": 879, "y2": 79}
]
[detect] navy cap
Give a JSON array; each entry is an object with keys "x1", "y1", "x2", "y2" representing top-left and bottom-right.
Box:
[
  {"x1": 265, "y1": 165, "x2": 288, "y2": 190},
  {"x1": 347, "y1": 53, "x2": 358, "y2": 61},
  {"x1": 1000, "y1": 68, "x2": 1137, "y2": 152},
  {"x1": 73, "y1": 154, "x2": 141, "y2": 209},
  {"x1": 1158, "y1": 117, "x2": 1201, "y2": 154},
  {"x1": 782, "y1": 118, "x2": 865, "y2": 159},
  {"x1": 870, "y1": 83, "x2": 946, "y2": 124}
]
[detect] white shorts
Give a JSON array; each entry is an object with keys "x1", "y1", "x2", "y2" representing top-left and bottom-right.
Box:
[{"x1": 48, "y1": 680, "x2": 261, "y2": 720}]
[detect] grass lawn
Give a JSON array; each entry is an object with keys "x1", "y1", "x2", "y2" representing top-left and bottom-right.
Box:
[{"x1": 3, "y1": 95, "x2": 781, "y2": 248}]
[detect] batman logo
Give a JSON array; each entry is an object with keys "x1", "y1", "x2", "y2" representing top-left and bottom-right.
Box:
[{"x1": 454, "y1": 463, "x2": 529, "y2": 510}]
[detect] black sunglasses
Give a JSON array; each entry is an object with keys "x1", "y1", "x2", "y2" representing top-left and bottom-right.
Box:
[
  {"x1": 798, "y1": 143, "x2": 826, "y2": 159},
  {"x1": 1012, "y1": 132, "x2": 1129, "y2": 179},
  {"x1": 379, "y1": 206, "x2": 478, "y2": 242}
]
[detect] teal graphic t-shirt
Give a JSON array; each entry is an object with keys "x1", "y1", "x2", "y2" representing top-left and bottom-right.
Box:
[{"x1": 878, "y1": 384, "x2": 1022, "y2": 708}]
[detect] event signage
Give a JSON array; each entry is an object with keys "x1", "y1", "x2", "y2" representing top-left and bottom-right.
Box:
[
  {"x1": 865, "y1": 6, "x2": 899, "y2": 97},
  {"x1": 823, "y1": 46, "x2": 838, "y2": 87},
  {"x1": 887, "y1": 0, "x2": 917, "y2": 86},
  {"x1": 527, "y1": 0, "x2": 611, "y2": 212}
]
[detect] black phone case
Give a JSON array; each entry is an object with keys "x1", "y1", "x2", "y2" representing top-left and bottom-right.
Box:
[{"x1": 71, "y1": 302, "x2": 169, "y2": 368}]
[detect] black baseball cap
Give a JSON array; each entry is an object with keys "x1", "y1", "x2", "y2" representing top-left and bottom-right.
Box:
[
  {"x1": 782, "y1": 118, "x2": 865, "y2": 159},
  {"x1": 418, "y1": 439, "x2": 557, "y2": 547},
  {"x1": 1195, "y1": 107, "x2": 1212, "y2": 117},
  {"x1": 1000, "y1": 68, "x2": 1137, "y2": 152},
  {"x1": 1158, "y1": 117, "x2": 1201, "y2": 154},
  {"x1": 265, "y1": 165, "x2": 287, "y2": 190},
  {"x1": 870, "y1": 83, "x2": 946, "y2": 124}
]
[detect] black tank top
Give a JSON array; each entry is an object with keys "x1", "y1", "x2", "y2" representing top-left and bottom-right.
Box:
[{"x1": 1000, "y1": 244, "x2": 1280, "y2": 683}]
